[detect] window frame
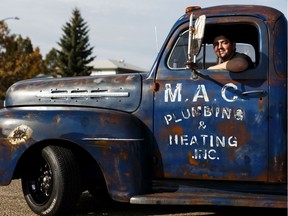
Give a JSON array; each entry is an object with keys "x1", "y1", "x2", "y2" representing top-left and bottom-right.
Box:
[{"x1": 167, "y1": 23, "x2": 258, "y2": 71}]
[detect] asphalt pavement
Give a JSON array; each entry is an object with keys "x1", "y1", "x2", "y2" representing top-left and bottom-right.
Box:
[{"x1": 0, "y1": 180, "x2": 286, "y2": 216}]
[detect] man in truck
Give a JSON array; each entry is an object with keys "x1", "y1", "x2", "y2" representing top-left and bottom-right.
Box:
[{"x1": 208, "y1": 34, "x2": 254, "y2": 72}]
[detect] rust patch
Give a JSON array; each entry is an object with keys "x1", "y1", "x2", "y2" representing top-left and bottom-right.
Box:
[
  {"x1": 272, "y1": 155, "x2": 287, "y2": 182},
  {"x1": 187, "y1": 151, "x2": 199, "y2": 166},
  {"x1": 217, "y1": 120, "x2": 250, "y2": 147},
  {"x1": 7, "y1": 125, "x2": 33, "y2": 145},
  {"x1": 120, "y1": 148, "x2": 129, "y2": 160},
  {"x1": 169, "y1": 125, "x2": 183, "y2": 136},
  {"x1": 53, "y1": 114, "x2": 61, "y2": 124},
  {"x1": 258, "y1": 97, "x2": 266, "y2": 112}
]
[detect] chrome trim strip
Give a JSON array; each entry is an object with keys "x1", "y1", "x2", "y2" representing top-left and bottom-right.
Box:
[
  {"x1": 82, "y1": 138, "x2": 144, "y2": 141},
  {"x1": 36, "y1": 92, "x2": 129, "y2": 98}
]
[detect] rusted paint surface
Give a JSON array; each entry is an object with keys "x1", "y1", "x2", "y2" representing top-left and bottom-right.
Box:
[
  {"x1": 130, "y1": 180, "x2": 287, "y2": 208},
  {"x1": 149, "y1": 4, "x2": 286, "y2": 189},
  {"x1": 8, "y1": 125, "x2": 33, "y2": 145},
  {"x1": 185, "y1": 5, "x2": 284, "y2": 22},
  {"x1": 131, "y1": 190, "x2": 287, "y2": 208},
  {"x1": 0, "y1": 4, "x2": 286, "y2": 209},
  {"x1": 5, "y1": 74, "x2": 142, "y2": 112},
  {"x1": 0, "y1": 107, "x2": 150, "y2": 197}
]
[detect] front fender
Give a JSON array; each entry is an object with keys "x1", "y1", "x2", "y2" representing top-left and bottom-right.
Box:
[{"x1": 0, "y1": 106, "x2": 151, "y2": 199}]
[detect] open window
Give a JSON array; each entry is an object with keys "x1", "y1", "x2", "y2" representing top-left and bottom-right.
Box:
[{"x1": 168, "y1": 24, "x2": 258, "y2": 70}]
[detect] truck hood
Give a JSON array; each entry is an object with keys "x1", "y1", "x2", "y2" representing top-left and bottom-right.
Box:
[{"x1": 5, "y1": 74, "x2": 142, "y2": 112}]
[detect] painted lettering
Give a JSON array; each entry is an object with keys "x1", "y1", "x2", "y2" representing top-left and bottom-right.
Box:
[
  {"x1": 221, "y1": 83, "x2": 238, "y2": 102},
  {"x1": 163, "y1": 82, "x2": 244, "y2": 162},
  {"x1": 164, "y1": 106, "x2": 244, "y2": 125},
  {"x1": 169, "y1": 134, "x2": 237, "y2": 160},
  {"x1": 192, "y1": 84, "x2": 209, "y2": 102},
  {"x1": 169, "y1": 134, "x2": 238, "y2": 148},
  {"x1": 164, "y1": 83, "x2": 182, "y2": 102},
  {"x1": 192, "y1": 149, "x2": 219, "y2": 160},
  {"x1": 164, "y1": 82, "x2": 240, "y2": 103}
]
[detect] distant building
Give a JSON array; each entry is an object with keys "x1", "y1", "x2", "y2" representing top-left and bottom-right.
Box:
[{"x1": 88, "y1": 59, "x2": 148, "y2": 76}]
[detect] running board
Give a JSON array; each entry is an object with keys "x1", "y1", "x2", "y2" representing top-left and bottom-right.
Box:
[{"x1": 130, "y1": 186, "x2": 287, "y2": 208}]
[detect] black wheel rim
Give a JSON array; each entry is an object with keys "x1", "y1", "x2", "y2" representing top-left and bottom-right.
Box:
[{"x1": 27, "y1": 158, "x2": 53, "y2": 204}]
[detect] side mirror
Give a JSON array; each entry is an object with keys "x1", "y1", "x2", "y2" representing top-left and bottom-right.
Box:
[{"x1": 186, "y1": 14, "x2": 206, "y2": 69}]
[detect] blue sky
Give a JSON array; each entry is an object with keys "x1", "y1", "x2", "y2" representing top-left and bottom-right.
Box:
[{"x1": 0, "y1": 0, "x2": 287, "y2": 69}]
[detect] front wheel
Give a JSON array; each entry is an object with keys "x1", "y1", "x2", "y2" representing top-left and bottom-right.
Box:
[{"x1": 21, "y1": 145, "x2": 81, "y2": 216}]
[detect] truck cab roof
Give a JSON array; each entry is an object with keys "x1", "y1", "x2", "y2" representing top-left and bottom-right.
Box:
[{"x1": 184, "y1": 5, "x2": 285, "y2": 22}]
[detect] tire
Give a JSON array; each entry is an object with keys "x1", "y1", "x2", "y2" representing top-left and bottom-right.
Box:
[{"x1": 21, "y1": 145, "x2": 82, "y2": 216}]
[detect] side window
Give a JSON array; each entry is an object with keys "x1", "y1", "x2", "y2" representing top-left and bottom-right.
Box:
[
  {"x1": 203, "y1": 43, "x2": 255, "y2": 69},
  {"x1": 167, "y1": 31, "x2": 188, "y2": 69},
  {"x1": 167, "y1": 24, "x2": 258, "y2": 70}
]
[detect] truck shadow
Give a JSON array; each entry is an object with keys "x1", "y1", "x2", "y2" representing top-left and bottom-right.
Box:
[{"x1": 71, "y1": 192, "x2": 287, "y2": 216}]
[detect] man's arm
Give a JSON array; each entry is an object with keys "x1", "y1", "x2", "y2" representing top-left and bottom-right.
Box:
[{"x1": 208, "y1": 56, "x2": 249, "y2": 72}]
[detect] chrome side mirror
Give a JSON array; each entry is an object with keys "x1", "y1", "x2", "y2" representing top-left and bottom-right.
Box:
[{"x1": 186, "y1": 14, "x2": 206, "y2": 69}]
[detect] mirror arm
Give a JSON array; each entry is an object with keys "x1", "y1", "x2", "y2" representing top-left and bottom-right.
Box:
[
  {"x1": 186, "y1": 13, "x2": 196, "y2": 69},
  {"x1": 185, "y1": 59, "x2": 197, "y2": 69}
]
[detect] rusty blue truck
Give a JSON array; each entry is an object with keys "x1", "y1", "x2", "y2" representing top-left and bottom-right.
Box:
[{"x1": 0, "y1": 4, "x2": 286, "y2": 216}]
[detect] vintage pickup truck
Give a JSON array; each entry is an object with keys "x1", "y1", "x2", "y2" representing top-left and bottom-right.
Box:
[{"x1": 0, "y1": 4, "x2": 286, "y2": 216}]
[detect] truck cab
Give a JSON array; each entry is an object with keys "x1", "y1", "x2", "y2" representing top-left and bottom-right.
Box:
[
  {"x1": 0, "y1": 5, "x2": 286, "y2": 216},
  {"x1": 152, "y1": 5, "x2": 286, "y2": 183}
]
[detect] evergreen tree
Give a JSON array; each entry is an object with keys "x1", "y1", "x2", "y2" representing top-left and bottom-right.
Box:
[
  {"x1": 57, "y1": 8, "x2": 95, "y2": 77},
  {"x1": 45, "y1": 48, "x2": 61, "y2": 77}
]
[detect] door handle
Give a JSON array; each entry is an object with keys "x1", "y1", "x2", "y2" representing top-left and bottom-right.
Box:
[{"x1": 242, "y1": 90, "x2": 266, "y2": 96}]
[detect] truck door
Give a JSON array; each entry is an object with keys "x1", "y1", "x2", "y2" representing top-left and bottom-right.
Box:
[{"x1": 153, "y1": 18, "x2": 269, "y2": 181}]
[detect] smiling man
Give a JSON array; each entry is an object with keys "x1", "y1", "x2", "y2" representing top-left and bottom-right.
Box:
[{"x1": 208, "y1": 34, "x2": 254, "y2": 72}]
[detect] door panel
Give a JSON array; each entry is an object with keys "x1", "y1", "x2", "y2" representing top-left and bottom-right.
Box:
[
  {"x1": 154, "y1": 70, "x2": 268, "y2": 181},
  {"x1": 153, "y1": 18, "x2": 269, "y2": 181}
]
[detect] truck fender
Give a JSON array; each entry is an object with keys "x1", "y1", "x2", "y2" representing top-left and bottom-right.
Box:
[{"x1": 0, "y1": 107, "x2": 151, "y2": 201}]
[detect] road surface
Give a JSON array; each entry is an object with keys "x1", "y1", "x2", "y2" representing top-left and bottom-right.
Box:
[{"x1": 0, "y1": 180, "x2": 286, "y2": 216}]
